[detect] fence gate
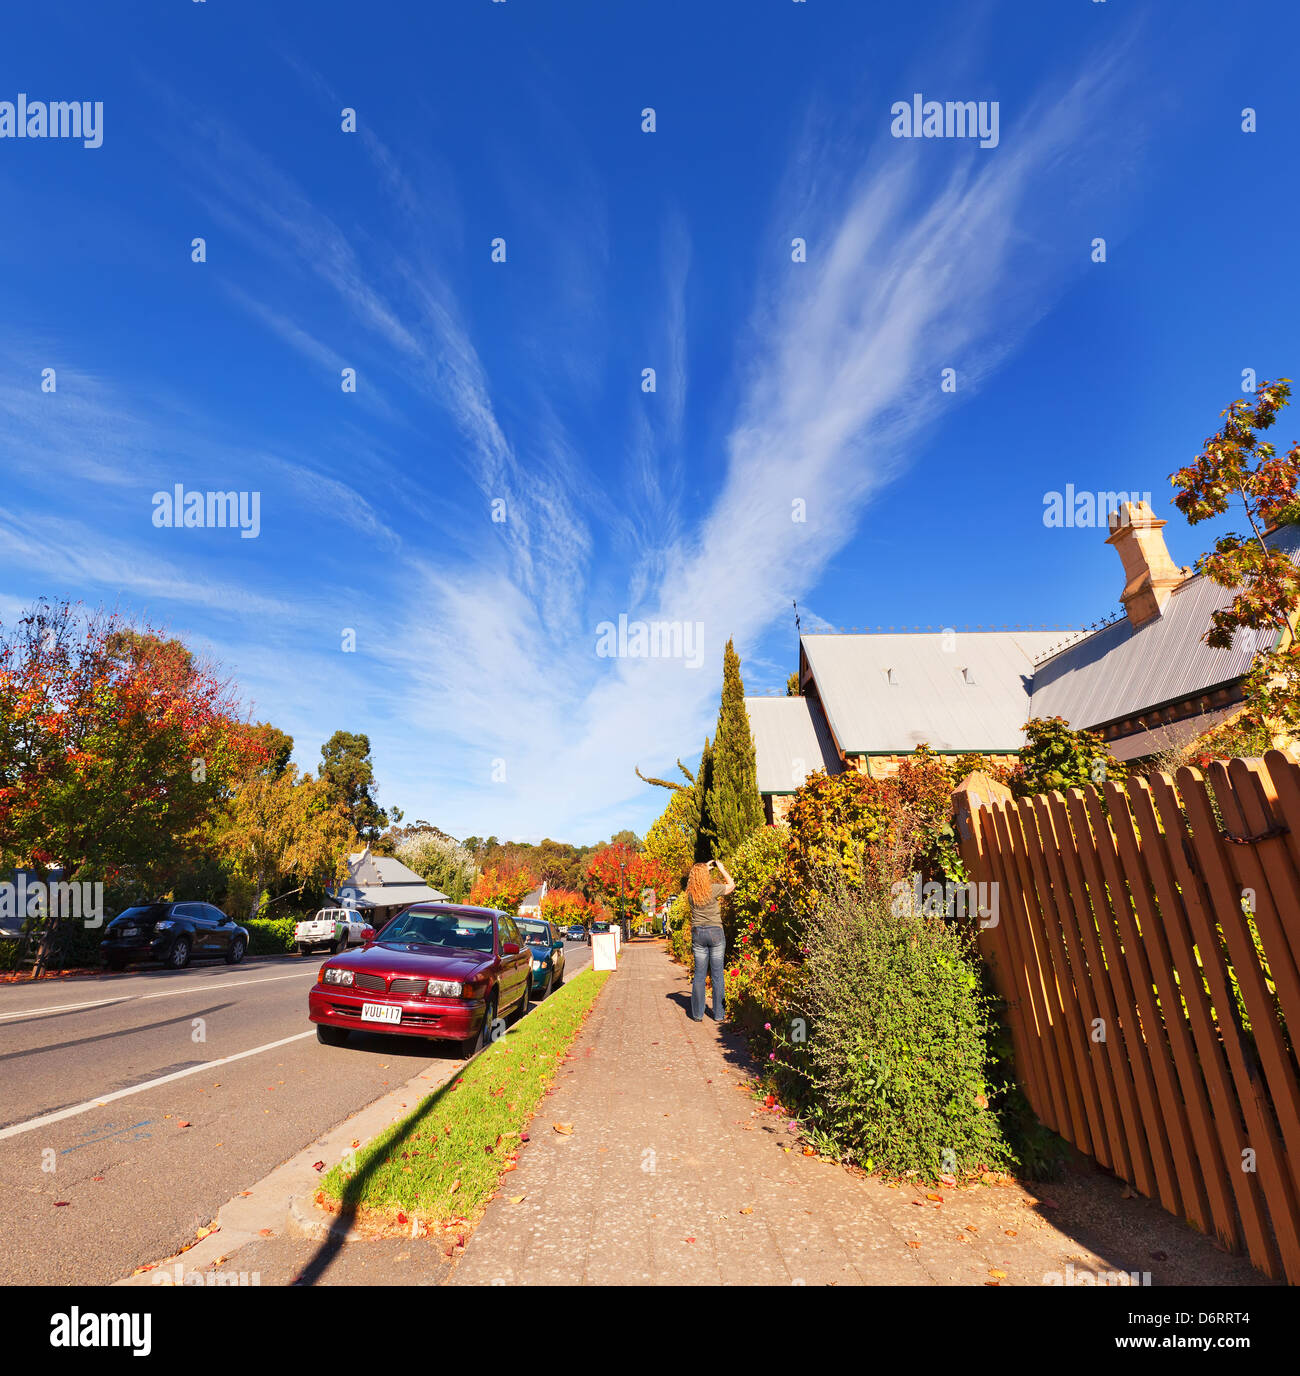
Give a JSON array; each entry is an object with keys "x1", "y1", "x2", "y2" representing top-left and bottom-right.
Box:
[{"x1": 953, "y1": 752, "x2": 1300, "y2": 1284}]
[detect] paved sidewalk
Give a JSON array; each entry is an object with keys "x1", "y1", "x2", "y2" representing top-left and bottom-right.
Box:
[{"x1": 449, "y1": 940, "x2": 1270, "y2": 1287}]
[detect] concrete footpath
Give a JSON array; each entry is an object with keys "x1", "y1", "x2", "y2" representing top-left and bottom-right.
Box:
[
  {"x1": 119, "y1": 940, "x2": 1271, "y2": 1286},
  {"x1": 449, "y1": 941, "x2": 1268, "y2": 1286}
]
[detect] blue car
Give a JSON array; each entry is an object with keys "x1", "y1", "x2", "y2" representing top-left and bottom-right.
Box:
[{"x1": 516, "y1": 917, "x2": 566, "y2": 997}]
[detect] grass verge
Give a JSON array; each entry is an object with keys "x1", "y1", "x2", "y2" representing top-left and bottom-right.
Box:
[{"x1": 318, "y1": 968, "x2": 610, "y2": 1233}]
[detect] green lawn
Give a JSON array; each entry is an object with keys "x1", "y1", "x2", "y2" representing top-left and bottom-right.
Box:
[{"x1": 319, "y1": 968, "x2": 610, "y2": 1227}]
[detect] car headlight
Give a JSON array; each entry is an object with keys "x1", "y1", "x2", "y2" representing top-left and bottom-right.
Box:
[
  {"x1": 323, "y1": 968, "x2": 355, "y2": 986},
  {"x1": 425, "y1": 979, "x2": 462, "y2": 997},
  {"x1": 155, "y1": 920, "x2": 175, "y2": 930}
]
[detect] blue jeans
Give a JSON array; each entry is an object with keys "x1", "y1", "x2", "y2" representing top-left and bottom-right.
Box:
[{"x1": 691, "y1": 927, "x2": 726, "y2": 1020}]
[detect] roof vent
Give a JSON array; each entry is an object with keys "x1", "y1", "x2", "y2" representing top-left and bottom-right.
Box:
[{"x1": 886, "y1": 667, "x2": 898, "y2": 686}]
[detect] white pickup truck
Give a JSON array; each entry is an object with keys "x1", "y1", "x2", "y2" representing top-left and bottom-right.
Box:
[{"x1": 295, "y1": 907, "x2": 370, "y2": 956}]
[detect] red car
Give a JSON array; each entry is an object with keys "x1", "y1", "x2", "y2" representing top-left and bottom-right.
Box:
[{"x1": 308, "y1": 903, "x2": 532, "y2": 1055}]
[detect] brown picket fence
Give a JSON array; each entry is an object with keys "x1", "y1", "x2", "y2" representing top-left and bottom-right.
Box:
[{"x1": 953, "y1": 752, "x2": 1300, "y2": 1284}]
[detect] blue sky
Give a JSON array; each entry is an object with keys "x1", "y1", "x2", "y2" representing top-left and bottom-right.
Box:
[{"x1": 2, "y1": 1, "x2": 1298, "y2": 844}]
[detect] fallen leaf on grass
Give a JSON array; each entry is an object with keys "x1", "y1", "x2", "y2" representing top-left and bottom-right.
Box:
[
  {"x1": 926, "y1": 1193, "x2": 943, "y2": 1202},
  {"x1": 553, "y1": 1123, "x2": 574, "y2": 1135},
  {"x1": 195, "y1": 1225, "x2": 218, "y2": 1240},
  {"x1": 739, "y1": 1206, "x2": 754, "y2": 1215},
  {"x1": 450, "y1": 1179, "x2": 461, "y2": 1194},
  {"x1": 509, "y1": 1195, "x2": 526, "y2": 1204},
  {"x1": 802, "y1": 1146, "x2": 816, "y2": 1157}
]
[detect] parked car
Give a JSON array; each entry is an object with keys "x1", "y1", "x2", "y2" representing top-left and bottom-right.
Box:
[
  {"x1": 308, "y1": 903, "x2": 531, "y2": 1055},
  {"x1": 566, "y1": 924, "x2": 587, "y2": 943},
  {"x1": 295, "y1": 907, "x2": 372, "y2": 955},
  {"x1": 516, "y1": 917, "x2": 566, "y2": 997},
  {"x1": 100, "y1": 902, "x2": 249, "y2": 971}
]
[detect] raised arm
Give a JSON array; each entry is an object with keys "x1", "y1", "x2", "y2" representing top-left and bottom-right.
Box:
[{"x1": 713, "y1": 859, "x2": 736, "y2": 896}]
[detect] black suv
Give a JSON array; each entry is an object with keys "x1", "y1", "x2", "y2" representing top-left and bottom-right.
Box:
[{"x1": 100, "y1": 902, "x2": 249, "y2": 971}]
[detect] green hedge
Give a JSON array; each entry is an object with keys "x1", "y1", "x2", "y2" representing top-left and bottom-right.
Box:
[
  {"x1": 244, "y1": 915, "x2": 298, "y2": 956},
  {"x1": 780, "y1": 869, "x2": 1013, "y2": 1182}
]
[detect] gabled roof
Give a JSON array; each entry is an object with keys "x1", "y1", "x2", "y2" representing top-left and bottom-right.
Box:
[
  {"x1": 347, "y1": 849, "x2": 430, "y2": 888},
  {"x1": 744, "y1": 694, "x2": 845, "y2": 793},
  {"x1": 1029, "y1": 523, "x2": 1300, "y2": 730},
  {"x1": 800, "y1": 630, "x2": 1072, "y2": 754}
]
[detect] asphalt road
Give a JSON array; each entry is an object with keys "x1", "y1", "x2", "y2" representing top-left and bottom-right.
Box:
[{"x1": 0, "y1": 938, "x2": 592, "y2": 1285}]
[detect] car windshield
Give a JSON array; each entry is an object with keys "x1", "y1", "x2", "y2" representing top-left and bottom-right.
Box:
[
  {"x1": 377, "y1": 911, "x2": 494, "y2": 953},
  {"x1": 516, "y1": 921, "x2": 552, "y2": 946}
]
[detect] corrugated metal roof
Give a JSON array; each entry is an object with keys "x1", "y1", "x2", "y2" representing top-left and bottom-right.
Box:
[
  {"x1": 331, "y1": 882, "x2": 450, "y2": 908},
  {"x1": 745, "y1": 694, "x2": 844, "y2": 793},
  {"x1": 800, "y1": 631, "x2": 1072, "y2": 753},
  {"x1": 1028, "y1": 523, "x2": 1300, "y2": 729},
  {"x1": 347, "y1": 851, "x2": 430, "y2": 888}
]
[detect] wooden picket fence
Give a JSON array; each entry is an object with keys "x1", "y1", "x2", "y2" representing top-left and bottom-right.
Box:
[{"x1": 953, "y1": 752, "x2": 1300, "y2": 1284}]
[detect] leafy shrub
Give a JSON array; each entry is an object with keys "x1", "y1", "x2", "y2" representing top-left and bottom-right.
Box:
[
  {"x1": 780, "y1": 868, "x2": 1012, "y2": 1182},
  {"x1": 723, "y1": 824, "x2": 790, "y2": 951},
  {"x1": 1011, "y1": 717, "x2": 1125, "y2": 796},
  {"x1": 666, "y1": 893, "x2": 692, "y2": 968},
  {"x1": 245, "y1": 915, "x2": 297, "y2": 955}
]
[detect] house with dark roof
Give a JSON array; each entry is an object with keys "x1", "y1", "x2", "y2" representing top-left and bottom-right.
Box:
[{"x1": 748, "y1": 501, "x2": 1297, "y2": 821}]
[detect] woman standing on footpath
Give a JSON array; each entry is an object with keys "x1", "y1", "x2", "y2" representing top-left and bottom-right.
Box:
[{"x1": 684, "y1": 859, "x2": 734, "y2": 1022}]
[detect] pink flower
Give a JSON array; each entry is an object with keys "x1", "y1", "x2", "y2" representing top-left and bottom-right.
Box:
[
  {"x1": 769, "y1": 1052, "x2": 776, "y2": 1061},
  {"x1": 764, "y1": 1022, "x2": 771, "y2": 1031}
]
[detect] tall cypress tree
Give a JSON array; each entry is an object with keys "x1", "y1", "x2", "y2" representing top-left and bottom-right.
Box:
[
  {"x1": 702, "y1": 639, "x2": 764, "y2": 859},
  {"x1": 693, "y1": 736, "x2": 714, "y2": 863}
]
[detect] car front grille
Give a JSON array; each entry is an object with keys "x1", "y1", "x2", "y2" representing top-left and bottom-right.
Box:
[
  {"x1": 352, "y1": 972, "x2": 387, "y2": 993},
  {"x1": 389, "y1": 977, "x2": 427, "y2": 995}
]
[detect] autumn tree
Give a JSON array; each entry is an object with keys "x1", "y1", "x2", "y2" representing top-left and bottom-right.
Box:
[
  {"x1": 540, "y1": 887, "x2": 603, "y2": 932},
  {"x1": 1170, "y1": 377, "x2": 1300, "y2": 745},
  {"x1": 701, "y1": 640, "x2": 764, "y2": 859},
  {"x1": 584, "y1": 842, "x2": 673, "y2": 924},
  {"x1": 0, "y1": 602, "x2": 267, "y2": 970},
  {"x1": 216, "y1": 764, "x2": 356, "y2": 921},
  {"x1": 468, "y1": 863, "x2": 537, "y2": 914}
]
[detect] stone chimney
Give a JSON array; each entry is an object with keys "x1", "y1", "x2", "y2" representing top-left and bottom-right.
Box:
[{"x1": 1105, "y1": 501, "x2": 1189, "y2": 628}]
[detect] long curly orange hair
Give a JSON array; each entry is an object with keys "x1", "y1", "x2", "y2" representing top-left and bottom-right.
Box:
[{"x1": 686, "y1": 862, "x2": 713, "y2": 907}]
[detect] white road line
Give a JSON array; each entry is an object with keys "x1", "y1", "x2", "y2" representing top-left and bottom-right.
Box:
[
  {"x1": 0, "y1": 1031, "x2": 316, "y2": 1140},
  {"x1": 0, "y1": 969, "x2": 316, "y2": 1022},
  {"x1": 0, "y1": 996, "x2": 131, "y2": 1021}
]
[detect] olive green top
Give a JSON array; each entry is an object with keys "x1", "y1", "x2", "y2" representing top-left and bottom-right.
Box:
[{"x1": 688, "y1": 879, "x2": 728, "y2": 931}]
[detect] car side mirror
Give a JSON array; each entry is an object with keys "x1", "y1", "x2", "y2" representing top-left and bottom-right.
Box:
[{"x1": 503, "y1": 941, "x2": 520, "y2": 956}]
